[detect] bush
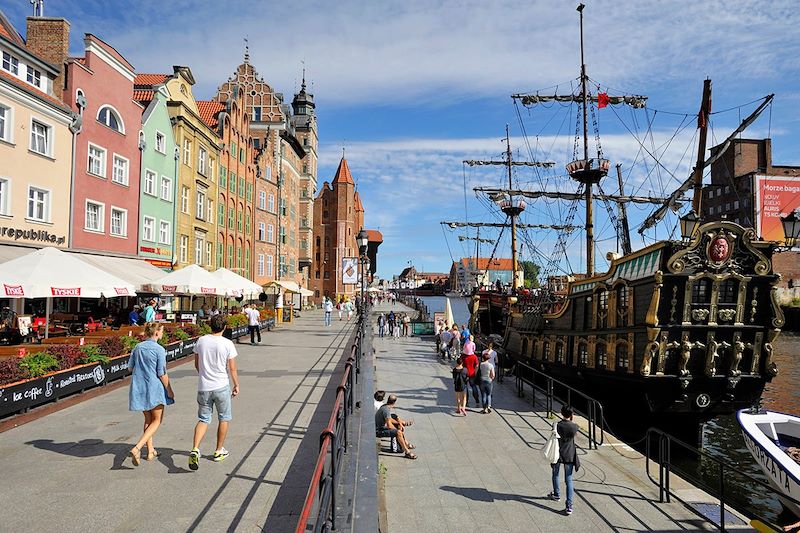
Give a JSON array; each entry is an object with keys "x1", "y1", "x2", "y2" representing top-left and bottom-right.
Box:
[
  {"x1": 45, "y1": 344, "x2": 84, "y2": 370},
  {"x1": 171, "y1": 328, "x2": 190, "y2": 342},
  {"x1": 226, "y1": 314, "x2": 247, "y2": 328},
  {"x1": 120, "y1": 335, "x2": 139, "y2": 353},
  {"x1": 181, "y1": 324, "x2": 200, "y2": 338},
  {"x1": 78, "y1": 345, "x2": 109, "y2": 365},
  {"x1": 0, "y1": 358, "x2": 24, "y2": 385},
  {"x1": 19, "y1": 352, "x2": 59, "y2": 379},
  {"x1": 199, "y1": 324, "x2": 212, "y2": 336},
  {"x1": 97, "y1": 336, "x2": 126, "y2": 359},
  {"x1": 259, "y1": 308, "x2": 274, "y2": 320}
]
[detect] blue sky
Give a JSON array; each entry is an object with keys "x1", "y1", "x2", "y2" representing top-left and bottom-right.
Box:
[{"x1": 6, "y1": 0, "x2": 800, "y2": 279}]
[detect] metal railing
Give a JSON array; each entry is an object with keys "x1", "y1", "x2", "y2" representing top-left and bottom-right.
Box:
[
  {"x1": 295, "y1": 315, "x2": 364, "y2": 533},
  {"x1": 646, "y1": 427, "x2": 800, "y2": 532},
  {"x1": 513, "y1": 361, "x2": 604, "y2": 449}
]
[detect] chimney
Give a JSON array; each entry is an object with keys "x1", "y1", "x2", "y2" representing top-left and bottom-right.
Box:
[{"x1": 25, "y1": 17, "x2": 70, "y2": 98}]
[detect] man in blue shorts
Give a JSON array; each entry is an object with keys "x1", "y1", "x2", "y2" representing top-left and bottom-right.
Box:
[
  {"x1": 375, "y1": 394, "x2": 417, "y2": 459},
  {"x1": 189, "y1": 314, "x2": 240, "y2": 470}
]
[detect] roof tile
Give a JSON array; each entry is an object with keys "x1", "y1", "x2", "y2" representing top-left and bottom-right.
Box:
[
  {"x1": 196, "y1": 100, "x2": 225, "y2": 130},
  {"x1": 133, "y1": 89, "x2": 155, "y2": 105},
  {"x1": 135, "y1": 73, "x2": 169, "y2": 86},
  {"x1": 365, "y1": 229, "x2": 382, "y2": 242},
  {"x1": 332, "y1": 157, "x2": 354, "y2": 185},
  {"x1": 461, "y1": 257, "x2": 516, "y2": 271},
  {"x1": 0, "y1": 69, "x2": 70, "y2": 113}
]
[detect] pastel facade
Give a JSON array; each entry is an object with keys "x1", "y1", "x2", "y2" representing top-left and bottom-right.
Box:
[
  {"x1": 134, "y1": 78, "x2": 178, "y2": 269},
  {"x1": 0, "y1": 14, "x2": 74, "y2": 249}
]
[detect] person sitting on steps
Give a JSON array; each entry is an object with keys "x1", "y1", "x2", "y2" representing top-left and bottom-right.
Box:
[{"x1": 375, "y1": 394, "x2": 417, "y2": 460}]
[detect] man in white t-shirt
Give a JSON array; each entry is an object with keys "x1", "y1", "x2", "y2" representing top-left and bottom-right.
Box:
[
  {"x1": 243, "y1": 304, "x2": 261, "y2": 345},
  {"x1": 189, "y1": 314, "x2": 240, "y2": 470}
]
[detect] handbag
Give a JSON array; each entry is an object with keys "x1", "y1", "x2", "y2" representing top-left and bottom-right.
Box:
[{"x1": 542, "y1": 422, "x2": 559, "y2": 464}]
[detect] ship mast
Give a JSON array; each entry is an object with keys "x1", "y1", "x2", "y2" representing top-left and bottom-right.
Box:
[
  {"x1": 578, "y1": 3, "x2": 594, "y2": 276},
  {"x1": 505, "y1": 126, "x2": 521, "y2": 291},
  {"x1": 692, "y1": 79, "x2": 712, "y2": 214}
]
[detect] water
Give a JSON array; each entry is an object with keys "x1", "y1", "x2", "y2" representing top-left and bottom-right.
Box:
[{"x1": 420, "y1": 296, "x2": 799, "y2": 521}]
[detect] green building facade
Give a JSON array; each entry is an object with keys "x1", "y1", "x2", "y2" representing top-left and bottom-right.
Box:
[{"x1": 135, "y1": 84, "x2": 178, "y2": 269}]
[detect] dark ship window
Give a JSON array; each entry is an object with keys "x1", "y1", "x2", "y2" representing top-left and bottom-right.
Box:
[
  {"x1": 718, "y1": 279, "x2": 738, "y2": 304},
  {"x1": 555, "y1": 342, "x2": 564, "y2": 363},
  {"x1": 596, "y1": 343, "x2": 607, "y2": 368},
  {"x1": 543, "y1": 342, "x2": 550, "y2": 361},
  {"x1": 617, "y1": 285, "x2": 629, "y2": 326},
  {"x1": 616, "y1": 344, "x2": 629, "y2": 370},
  {"x1": 597, "y1": 290, "x2": 608, "y2": 328},
  {"x1": 578, "y1": 343, "x2": 588, "y2": 366},
  {"x1": 691, "y1": 279, "x2": 712, "y2": 304}
]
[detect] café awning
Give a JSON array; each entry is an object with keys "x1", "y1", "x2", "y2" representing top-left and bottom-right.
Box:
[
  {"x1": 143, "y1": 264, "x2": 227, "y2": 296},
  {"x1": 0, "y1": 247, "x2": 135, "y2": 298},
  {"x1": 264, "y1": 280, "x2": 314, "y2": 297},
  {"x1": 212, "y1": 268, "x2": 263, "y2": 298}
]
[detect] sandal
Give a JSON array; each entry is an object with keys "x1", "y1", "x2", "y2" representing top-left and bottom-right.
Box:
[
  {"x1": 407, "y1": 443, "x2": 416, "y2": 450},
  {"x1": 405, "y1": 420, "x2": 414, "y2": 426},
  {"x1": 145, "y1": 450, "x2": 160, "y2": 461},
  {"x1": 129, "y1": 447, "x2": 141, "y2": 466},
  {"x1": 404, "y1": 452, "x2": 418, "y2": 460}
]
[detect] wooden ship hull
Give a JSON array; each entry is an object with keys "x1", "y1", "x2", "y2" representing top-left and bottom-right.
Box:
[{"x1": 472, "y1": 220, "x2": 784, "y2": 422}]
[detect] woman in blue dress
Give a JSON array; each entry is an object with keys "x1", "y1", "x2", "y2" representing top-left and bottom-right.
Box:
[{"x1": 128, "y1": 322, "x2": 174, "y2": 466}]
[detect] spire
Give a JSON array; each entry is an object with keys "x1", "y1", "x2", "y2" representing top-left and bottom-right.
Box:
[
  {"x1": 332, "y1": 157, "x2": 355, "y2": 185},
  {"x1": 292, "y1": 62, "x2": 315, "y2": 116},
  {"x1": 243, "y1": 36, "x2": 250, "y2": 64}
]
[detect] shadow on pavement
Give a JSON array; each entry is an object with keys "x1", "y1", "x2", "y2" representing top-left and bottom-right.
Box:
[
  {"x1": 26, "y1": 438, "x2": 192, "y2": 473},
  {"x1": 439, "y1": 485, "x2": 563, "y2": 514}
]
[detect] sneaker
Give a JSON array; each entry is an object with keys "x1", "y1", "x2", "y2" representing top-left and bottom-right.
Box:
[
  {"x1": 565, "y1": 507, "x2": 573, "y2": 516},
  {"x1": 189, "y1": 448, "x2": 200, "y2": 471},
  {"x1": 213, "y1": 448, "x2": 229, "y2": 462},
  {"x1": 547, "y1": 492, "x2": 560, "y2": 501}
]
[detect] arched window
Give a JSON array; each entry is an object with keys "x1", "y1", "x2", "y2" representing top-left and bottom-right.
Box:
[
  {"x1": 616, "y1": 284, "x2": 629, "y2": 326},
  {"x1": 718, "y1": 278, "x2": 738, "y2": 304},
  {"x1": 555, "y1": 342, "x2": 564, "y2": 363},
  {"x1": 97, "y1": 106, "x2": 124, "y2": 133},
  {"x1": 578, "y1": 343, "x2": 588, "y2": 366},
  {"x1": 543, "y1": 341, "x2": 551, "y2": 361},
  {"x1": 596, "y1": 289, "x2": 608, "y2": 329},
  {"x1": 596, "y1": 343, "x2": 607, "y2": 369},
  {"x1": 691, "y1": 278, "x2": 712, "y2": 304},
  {"x1": 616, "y1": 344, "x2": 629, "y2": 371}
]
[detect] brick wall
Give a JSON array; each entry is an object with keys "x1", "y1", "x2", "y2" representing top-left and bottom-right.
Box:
[{"x1": 24, "y1": 17, "x2": 70, "y2": 97}]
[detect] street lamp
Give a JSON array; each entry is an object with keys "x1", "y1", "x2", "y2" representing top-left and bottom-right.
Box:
[
  {"x1": 679, "y1": 210, "x2": 701, "y2": 243},
  {"x1": 781, "y1": 210, "x2": 800, "y2": 249},
  {"x1": 357, "y1": 228, "x2": 369, "y2": 314}
]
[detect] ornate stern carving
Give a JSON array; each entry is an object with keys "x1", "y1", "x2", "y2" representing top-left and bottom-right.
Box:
[
  {"x1": 668, "y1": 332, "x2": 699, "y2": 377},
  {"x1": 749, "y1": 287, "x2": 759, "y2": 323},
  {"x1": 692, "y1": 309, "x2": 710, "y2": 323},
  {"x1": 640, "y1": 327, "x2": 661, "y2": 376},
  {"x1": 730, "y1": 332, "x2": 750, "y2": 377},
  {"x1": 770, "y1": 279, "x2": 786, "y2": 329},
  {"x1": 717, "y1": 308, "x2": 736, "y2": 323},
  {"x1": 667, "y1": 222, "x2": 771, "y2": 275},
  {"x1": 656, "y1": 332, "x2": 670, "y2": 374},
  {"x1": 705, "y1": 333, "x2": 730, "y2": 378},
  {"x1": 763, "y1": 329, "x2": 781, "y2": 377}
]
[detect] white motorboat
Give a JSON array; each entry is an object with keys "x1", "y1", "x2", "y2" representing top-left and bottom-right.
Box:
[{"x1": 737, "y1": 409, "x2": 800, "y2": 516}]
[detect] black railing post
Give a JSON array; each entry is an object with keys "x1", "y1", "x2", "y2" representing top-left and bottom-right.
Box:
[{"x1": 719, "y1": 462, "x2": 726, "y2": 532}]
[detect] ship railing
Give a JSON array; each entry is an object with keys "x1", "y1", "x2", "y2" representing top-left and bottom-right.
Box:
[
  {"x1": 646, "y1": 427, "x2": 800, "y2": 532},
  {"x1": 295, "y1": 317, "x2": 363, "y2": 533},
  {"x1": 513, "y1": 361, "x2": 604, "y2": 449}
]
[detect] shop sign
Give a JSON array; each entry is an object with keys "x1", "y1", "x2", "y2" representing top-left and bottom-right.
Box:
[
  {"x1": 51, "y1": 287, "x2": 80, "y2": 296},
  {"x1": 0, "y1": 227, "x2": 65, "y2": 245}
]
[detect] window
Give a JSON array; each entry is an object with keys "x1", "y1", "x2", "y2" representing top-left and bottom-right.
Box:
[
  {"x1": 237, "y1": 248, "x2": 242, "y2": 269},
  {"x1": 724, "y1": 185, "x2": 731, "y2": 194},
  {"x1": 733, "y1": 200, "x2": 739, "y2": 210},
  {"x1": 267, "y1": 223, "x2": 274, "y2": 243},
  {"x1": 596, "y1": 343, "x2": 607, "y2": 368},
  {"x1": 268, "y1": 193, "x2": 275, "y2": 212},
  {"x1": 159, "y1": 221, "x2": 171, "y2": 244},
  {"x1": 179, "y1": 235, "x2": 188, "y2": 263},
  {"x1": 231, "y1": 141, "x2": 237, "y2": 156},
  {"x1": 597, "y1": 289, "x2": 608, "y2": 328},
  {"x1": 198, "y1": 146, "x2": 207, "y2": 175},
  {"x1": 246, "y1": 183, "x2": 253, "y2": 202},
  {"x1": 183, "y1": 138, "x2": 191, "y2": 165},
  {"x1": 718, "y1": 279, "x2": 738, "y2": 304},
  {"x1": 25, "y1": 66, "x2": 42, "y2": 88},
  {"x1": 253, "y1": 107, "x2": 261, "y2": 122},
  {"x1": 2, "y1": 51, "x2": 19, "y2": 75},
  {"x1": 142, "y1": 217, "x2": 155, "y2": 241},
  {"x1": 239, "y1": 147, "x2": 245, "y2": 163},
  {"x1": 27, "y1": 186, "x2": 49, "y2": 222},
  {"x1": 0, "y1": 105, "x2": 9, "y2": 142},
  {"x1": 180, "y1": 187, "x2": 189, "y2": 213},
  {"x1": 616, "y1": 285, "x2": 629, "y2": 326},
  {"x1": 155, "y1": 131, "x2": 166, "y2": 153},
  {"x1": 160, "y1": 176, "x2": 172, "y2": 201},
  {"x1": 195, "y1": 235, "x2": 204, "y2": 265},
  {"x1": 257, "y1": 254, "x2": 265, "y2": 276},
  {"x1": 543, "y1": 342, "x2": 550, "y2": 361},
  {"x1": 217, "y1": 242, "x2": 223, "y2": 268},
  {"x1": 97, "y1": 106, "x2": 123, "y2": 133},
  {"x1": 0, "y1": 178, "x2": 9, "y2": 215},
  {"x1": 112, "y1": 155, "x2": 129, "y2": 185},
  {"x1": 206, "y1": 242, "x2": 212, "y2": 266},
  {"x1": 207, "y1": 199, "x2": 214, "y2": 224},
  {"x1": 110, "y1": 207, "x2": 126, "y2": 236},
  {"x1": 238, "y1": 178, "x2": 245, "y2": 197},
  {"x1": 258, "y1": 222, "x2": 265, "y2": 241},
  {"x1": 229, "y1": 173, "x2": 236, "y2": 193},
  {"x1": 237, "y1": 210, "x2": 243, "y2": 231},
  {"x1": 267, "y1": 255, "x2": 273, "y2": 276},
  {"x1": 578, "y1": 344, "x2": 588, "y2": 366},
  {"x1": 87, "y1": 145, "x2": 106, "y2": 176},
  {"x1": 555, "y1": 342, "x2": 564, "y2": 363},
  {"x1": 228, "y1": 207, "x2": 234, "y2": 229},
  {"x1": 616, "y1": 344, "x2": 629, "y2": 370},
  {"x1": 218, "y1": 204, "x2": 224, "y2": 226},
  {"x1": 691, "y1": 279, "x2": 712, "y2": 304},
  {"x1": 30, "y1": 119, "x2": 50, "y2": 155},
  {"x1": 209, "y1": 158, "x2": 215, "y2": 180},
  {"x1": 196, "y1": 189, "x2": 206, "y2": 220},
  {"x1": 259, "y1": 190, "x2": 266, "y2": 210},
  {"x1": 143, "y1": 170, "x2": 156, "y2": 195},
  {"x1": 220, "y1": 166, "x2": 227, "y2": 188},
  {"x1": 227, "y1": 244, "x2": 233, "y2": 268},
  {"x1": 246, "y1": 212, "x2": 251, "y2": 233},
  {"x1": 85, "y1": 201, "x2": 103, "y2": 232}
]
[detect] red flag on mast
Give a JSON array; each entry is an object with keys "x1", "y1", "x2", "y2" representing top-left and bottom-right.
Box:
[{"x1": 598, "y1": 92, "x2": 609, "y2": 109}]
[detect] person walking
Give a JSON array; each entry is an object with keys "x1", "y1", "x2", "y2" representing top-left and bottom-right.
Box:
[
  {"x1": 548, "y1": 405, "x2": 581, "y2": 515},
  {"x1": 393, "y1": 316, "x2": 401, "y2": 339},
  {"x1": 439, "y1": 327, "x2": 453, "y2": 359},
  {"x1": 243, "y1": 304, "x2": 261, "y2": 345},
  {"x1": 127, "y1": 322, "x2": 173, "y2": 466},
  {"x1": 189, "y1": 314, "x2": 240, "y2": 470},
  {"x1": 462, "y1": 344, "x2": 479, "y2": 408},
  {"x1": 388, "y1": 311, "x2": 396, "y2": 337},
  {"x1": 479, "y1": 350, "x2": 496, "y2": 413},
  {"x1": 142, "y1": 299, "x2": 157, "y2": 323},
  {"x1": 452, "y1": 357, "x2": 468, "y2": 416},
  {"x1": 449, "y1": 325, "x2": 461, "y2": 362},
  {"x1": 337, "y1": 299, "x2": 344, "y2": 321},
  {"x1": 323, "y1": 297, "x2": 333, "y2": 327},
  {"x1": 347, "y1": 299, "x2": 354, "y2": 320},
  {"x1": 378, "y1": 313, "x2": 386, "y2": 337},
  {"x1": 460, "y1": 324, "x2": 470, "y2": 345}
]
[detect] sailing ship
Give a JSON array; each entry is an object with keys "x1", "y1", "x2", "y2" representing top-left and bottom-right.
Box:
[{"x1": 449, "y1": 4, "x2": 788, "y2": 431}]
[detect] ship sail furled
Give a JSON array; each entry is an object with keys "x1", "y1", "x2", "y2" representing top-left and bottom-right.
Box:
[
  {"x1": 638, "y1": 94, "x2": 774, "y2": 235},
  {"x1": 512, "y1": 93, "x2": 647, "y2": 109}
]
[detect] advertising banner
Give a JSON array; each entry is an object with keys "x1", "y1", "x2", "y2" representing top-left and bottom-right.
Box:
[
  {"x1": 755, "y1": 175, "x2": 800, "y2": 243},
  {"x1": 342, "y1": 257, "x2": 358, "y2": 285}
]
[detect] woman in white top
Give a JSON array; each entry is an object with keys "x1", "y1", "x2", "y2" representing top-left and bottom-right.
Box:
[{"x1": 479, "y1": 352, "x2": 496, "y2": 414}]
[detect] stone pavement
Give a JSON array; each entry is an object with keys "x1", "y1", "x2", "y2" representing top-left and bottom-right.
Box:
[
  {"x1": 373, "y1": 302, "x2": 727, "y2": 533},
  {"x1": 0, "y1": 309, "x2": 355, "y2": 533}
]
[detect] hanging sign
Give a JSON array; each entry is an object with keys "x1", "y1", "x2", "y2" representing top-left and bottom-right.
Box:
[{"x1": 342, "y1": 257, "x2": 358, "y2": 285}]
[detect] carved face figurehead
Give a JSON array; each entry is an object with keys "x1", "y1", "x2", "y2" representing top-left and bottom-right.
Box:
[{"x1": 709, "y1": 236, "x2": 730, "y2": 263}]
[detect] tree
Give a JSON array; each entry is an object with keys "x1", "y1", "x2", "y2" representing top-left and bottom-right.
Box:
[{"x1": 519, "y1": 260, "x2": 541, "y2": 288}]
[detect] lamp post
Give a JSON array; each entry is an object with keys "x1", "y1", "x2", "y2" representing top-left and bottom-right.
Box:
[
  {"x1": 679, "y1": 210, "x2": 701, "y2": 243},
  {"x1": 780, "y1": 210, "x2": 800, "y2": 250},
  {"x1": 357, "y1": 228, "x2": 369, "y2": 315}
]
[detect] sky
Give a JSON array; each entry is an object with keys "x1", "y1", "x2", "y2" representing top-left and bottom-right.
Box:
[{"x1": 5, "y1": 0, "x2": 800, "y2": 280}]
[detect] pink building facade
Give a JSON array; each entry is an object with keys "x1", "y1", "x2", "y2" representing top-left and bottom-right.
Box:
[{"x1": 63, "y1": 35, "x2": 142, "y2": 254}]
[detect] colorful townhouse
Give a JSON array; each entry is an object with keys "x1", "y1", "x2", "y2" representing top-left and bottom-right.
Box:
[
  {"x1": 291, "y1": 77, "x2": 318, "y2": 289},
  {"x1": 199, "y1": 88, "x2": 257, "y2": 280},
  {"x1": 133, "y1": 76, "x2": 178, "y2": 270},
  {"x1": 26, "y1": 20, "x2": 142, "y2": 255},
  {"x1": 0, "y1": 13, "x2": 75, "y2": 252},
  {"x1": 159, "y1": 66, "x2": 220, "y2": 270}
]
